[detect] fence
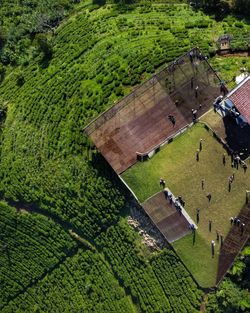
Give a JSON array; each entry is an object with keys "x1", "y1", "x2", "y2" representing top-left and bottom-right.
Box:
[{"x1": 84, "y1": 47, "x2": 221, "y2": 136}]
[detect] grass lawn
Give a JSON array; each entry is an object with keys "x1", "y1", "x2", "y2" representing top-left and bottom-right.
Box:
[
  {"x1": 122, "y1": 123, "x2": 250, "y2": 287},
  {"x1": 173, "y1": 232, "x2": 219, "y2": 288}
]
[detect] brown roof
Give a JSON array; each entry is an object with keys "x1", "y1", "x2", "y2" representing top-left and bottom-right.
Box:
[{"x1": 228, "y1": 76, "x2": 250, "y2": 125}]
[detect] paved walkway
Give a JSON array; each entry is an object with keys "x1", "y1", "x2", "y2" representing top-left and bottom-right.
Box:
[{"x1": 142, "y1": 189, "x2": 196, "y2": 243}]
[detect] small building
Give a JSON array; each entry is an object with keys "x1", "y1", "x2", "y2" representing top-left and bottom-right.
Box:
[{"x1": 217, "y1": 35, "x2": 232, "y2": 52}]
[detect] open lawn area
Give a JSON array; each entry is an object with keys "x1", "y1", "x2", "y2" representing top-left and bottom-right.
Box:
[{"x1": 122, "y1": 123, "x2": 250, "y2": 287}]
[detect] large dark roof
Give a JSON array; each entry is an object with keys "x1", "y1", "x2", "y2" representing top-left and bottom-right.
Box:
[
  {"x1": 217, "y1": 34, "x2": 233, "y2": 42},
  {"x1": 227, "y1": 76, "x2": 250, "y2": 125}
]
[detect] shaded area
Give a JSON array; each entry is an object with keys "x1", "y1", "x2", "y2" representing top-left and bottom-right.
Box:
[
  {"x1": 201, "y1": 109, "x2": 250, "y2": 159},
  {"x1": 142, "y1": 191, "x2": 191, "y2": 243},
  {"x1": 228, "y1": 76, "x2": 250, "y2": 125},
  {"x1": 85, "y1": 49, "x2": 222, "y2": 174},
  {"x1": 217, "y1": 203, "x2": 250, "y2": 284},
  {"x1": 223, "y1": 115, "x2": 250, "y2": 159}
]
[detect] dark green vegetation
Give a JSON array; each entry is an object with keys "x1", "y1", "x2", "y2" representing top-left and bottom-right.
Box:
[
  {"x1": 0, "y1": 201, "x2": 76, "y2": 309},
  {"x1": 97, "y1": 220, "x2": 203, "y2": 313},
  {"x1": 0, "y1": 0, "x2": 79, "y2": 68},
  {"x1": 197, "y1": 0, "x2": 250, "y2": 19},
  {"x1": 3, "y1": 248, "x2": 136, "y2": 313},
  {"x1": 206, "y1": 243, "x2": 250, "y2": 313},
  {"x1": 0, "y1": 1, "x2": 249, "y2": 312}
]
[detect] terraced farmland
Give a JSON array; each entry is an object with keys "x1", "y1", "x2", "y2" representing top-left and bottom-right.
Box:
[
  {"x1": 0, "y1": 1, "x2": 249, "y2": 312},
  {"x1": 0, "y1": 202, "x2": 76, "y2": 309}
]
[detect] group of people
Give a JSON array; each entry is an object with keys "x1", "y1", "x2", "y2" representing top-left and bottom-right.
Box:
[
  {"x1": 163, "y1": 188, "x2": 184, "y2": 216},
  {"x1": 158, "y1": 137, "x2": 248, "y2": 257},
  {"x1": 230, "y1": 216, "x2": 246, "y2": 235},
  {"x1": 189, "y1": 50, "x2": 206, "y2": 64},
  {"x1": 232, "y1": 153, "x2": 248, "y2": 172}
]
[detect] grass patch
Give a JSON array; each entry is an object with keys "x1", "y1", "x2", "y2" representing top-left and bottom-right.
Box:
[
  {"x1": 173, "y1": 232, "x2": 219, "y2": 288},
  {"x1": 122, "y1": 123, "x2": 250, "y2": 287},
  {"x1": 210, "y1": 56, "x2": 250, "y2": 90}
]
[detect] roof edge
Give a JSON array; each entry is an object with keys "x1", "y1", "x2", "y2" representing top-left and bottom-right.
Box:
[{"x1": 226, "y1": 75, "x2": 250, "y2": 99}]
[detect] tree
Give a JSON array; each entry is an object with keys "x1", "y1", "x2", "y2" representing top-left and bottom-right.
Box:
[
  {"x1": 234, "y1": 0, "x2": 250, "y2": 15},
  {"x1": 35, "y1": 34, "x2": 53, "y2": 62}
]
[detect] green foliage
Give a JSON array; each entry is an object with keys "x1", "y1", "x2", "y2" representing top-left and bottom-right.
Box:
[
  {"x1": 234, "y1": 0, "x2": 250, "y2": 16},
  {"x1": 0, "y1": 3, "x2": 222, "y2": 240},
  {"x1": 35, "y1": 33, "x2": 53, "y2": 64},
  {"x1": 0, "y1": 201, "x2": 76, "y2": 309},
  {"x1": 228, "y1": 242, "x2": 250, "y2": 289},
  {"x1": 0, "y1": 0, "x2": 77, "y2": 66},
  {"x1": 97, "y1": 221, "x2": 203, "y2": 312},
  {"x1": 206, "y1": 279, "x2": 250, "y2": 313},
  {"x1": 198, "y1": 0, "x2": 250, "y2": 18},
  {"x1": 0, "y1": 62, "x2": 5, "y2": 82},
  {"x1": 2, "y1": 249, "x2": 135, "y2": 312}
]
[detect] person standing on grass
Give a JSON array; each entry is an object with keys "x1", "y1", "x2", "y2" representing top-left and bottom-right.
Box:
[
  {"x1": 209, "y1": 220, "x2": 212, "y2": 232},
  {"x1": 216, "y1": 230, "x2": 219, "y2": 241},
  {"x1": 199, "y1": 138, "x2": 203, "y2": 151},
  {"x1": 159, "y1": 178, "x2": 166, "y2": 188},
  {"x1": 207, "y1": 193, "x2": 212, "y2": 202},
  {"x1": 211, "y1": 240, "x2": 215, "y2": 257},
  {"x1": 196, "y1": 208, "x2": 200, "y2": 224},
  {"x1": 201, "y1": 178, "x2": 205, "y2": 190},
  {"x1": 228, "y1": 176, "x2": 232, "y2": 192},
  {"x1": 223, "y1": 153, "x2": 226, "y2": 166},
  {"x1": 243, "y1": 162, "x2": 248, "y2": 173},
  {"x1": 196, "y1": 149, "x2": 199, "y2": 161}
]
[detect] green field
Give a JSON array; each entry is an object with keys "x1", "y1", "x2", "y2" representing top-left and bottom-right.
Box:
[{"x1": 122, "y1": 123, "x2": 250, "y2": 286}]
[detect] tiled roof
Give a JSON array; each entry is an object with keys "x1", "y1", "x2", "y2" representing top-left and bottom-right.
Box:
[{"x1": 228, "y1": 76, "x2": 250, "y2": 125}]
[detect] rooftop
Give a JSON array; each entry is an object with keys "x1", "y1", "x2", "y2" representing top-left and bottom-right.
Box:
[{"x1": 227, "y1": 76, "x2": 250, "y2": 125}]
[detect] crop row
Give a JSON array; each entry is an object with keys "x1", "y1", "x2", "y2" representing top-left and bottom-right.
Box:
[
  {"x1": 0, "y1": 202, "x2": 76, "y2": 309},
  {"x1": 97, "y1": 221, "x2": 203, "y2": 313},
  {"x1": 3, "y1": 249, "x2": 135, "y2": 313}
]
